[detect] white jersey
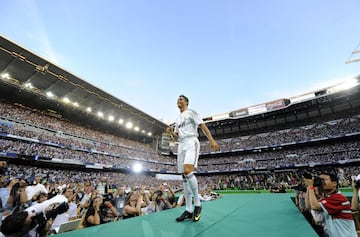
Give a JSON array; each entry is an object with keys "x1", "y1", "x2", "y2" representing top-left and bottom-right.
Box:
[{"x1": 175, "y1": 109, "x2": 203, "y2": 141}]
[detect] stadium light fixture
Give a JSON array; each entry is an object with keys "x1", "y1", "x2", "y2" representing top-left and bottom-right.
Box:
[
  {"x1": 24, "y1": 82, "x2": 33, "y2": 89},
  {"x1": 86, "y1": 107, "x2": 92, "y2": 112},
  {"x1": 118, "y1": 118, "x2": 124, "y2": 124},
  {"x1": 132, "y1": 163, "x2": 143, "y2": 173},
  {"x1": 147, "y1": 132, "x2": 152, "y2": 137},
  {"x1": 125, "y1": 121, "x2": 133, "y2": 129},
  {"x1": 46, "y1": 91, "x2": 54, "y2": 98},
  {"x1": 108, "y1": 115, "x2": 114, "y2": 122},
  {"x1": 72, "y1": 102, "x2": 79, "y2": 107},
  {"x1": 1, "y1": 73, "x2": 9, "y2": 79},
  {"x1": 97, "y1": 111, "x2": 104, "y2": 118},
  {"x1": 141, "y1": 130, "x2": 146, "y2": 133},
  {"x1": 134, "y1": 126, "x2": 140, "y2": 132},
  {"x1": 62, "y1": 97, "x2": 70, "y2": 104}
]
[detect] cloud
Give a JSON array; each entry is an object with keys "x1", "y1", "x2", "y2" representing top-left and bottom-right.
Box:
[{"x1": 23, "y1": 0, "x2": 60, "y2": 64}]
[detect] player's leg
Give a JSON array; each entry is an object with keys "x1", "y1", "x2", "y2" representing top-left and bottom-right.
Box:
[
  {"x1": 176, "y1": 143, "x2": 193, "y2": 222},
  {"x1": 183, "y1": 138, "x2": 202, "y2": 222}
]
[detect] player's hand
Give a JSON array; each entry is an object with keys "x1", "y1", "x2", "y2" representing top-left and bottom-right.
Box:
[
  {"x1": 210, "y1": 142, "x2": 220, "y2": 152},
  {"x1": 166, "y1": 126, "x2": 173, "y2": 134}
]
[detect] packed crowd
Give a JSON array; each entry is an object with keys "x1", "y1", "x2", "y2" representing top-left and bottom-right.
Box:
[
  {"x1": 1, "y1": 101, "x2": 360, "y2": 174},
  {"x1": 0, "y1": 163, "x2": 221, "y2": 236}
]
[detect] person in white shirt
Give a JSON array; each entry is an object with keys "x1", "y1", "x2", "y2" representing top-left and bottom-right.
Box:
[
  {"x1": 166, "y1": 95, "x2": 219, "y2": 222},
  {"x1": 1, "y1": 194, "x2": 68, "y2": 237},
  {"x1": 50, "y1": 188, "x2": 78, "y2": 233},
  {"x1": 26, "y1": 177, "x2": 48, "y2": 202}
]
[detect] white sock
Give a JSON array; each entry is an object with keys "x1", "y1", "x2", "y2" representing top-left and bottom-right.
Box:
[
  {"x1": 183, "y1": 178, "x2": 193, "y2": 212},
  {"x1": 186, "y1": 172, "x2": 201, "y2": 207}
]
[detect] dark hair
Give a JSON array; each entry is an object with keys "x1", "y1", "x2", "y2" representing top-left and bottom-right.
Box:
[
  {"x1": 125, "y1": 191, "x2": 134, "y2": 205},
  {"x1": 319, "y1": 171, "x2": 338, "y2": 183},
  {"x1": 319, "y1": 171, "x2": 339, "y2": 190},
  {"x1": 37, "y1": 192, "x2": 48, "y2": 201},
  {"x1": 152, "y1": 190, "x2": 163, "y2": 199},
  {"x1": 62, "y1": 187, "x2": 74, "y2": 194},
  {"x1": 179, "y1": 95, "x2": 189, "y2": 105},
  {"x1": 1, "y1": 211, "x2": 28, "y2": 235}
]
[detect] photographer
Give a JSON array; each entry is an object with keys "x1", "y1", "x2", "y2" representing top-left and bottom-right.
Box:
[
  {"x1": 83, "y1": 194, "x2": 119, "y2": 227},
  {"x1": 351, "y1": 174, "x2": 360, "y2": 231},
  {"x1": 1, "y1": 194, "x2": 68, "y2": 237},
  {"x1": 159, "y1": 183, "x2": 176, "y2": 208},
  {"x1": 142, "y1": 190, "x2": 171, "y2": 215},
  {"x1": 49, "y1": 187, "x2": 78, "y2": 234},
  {"x1": 304, "y1": 171, "x2": 357, "y2": 237}
]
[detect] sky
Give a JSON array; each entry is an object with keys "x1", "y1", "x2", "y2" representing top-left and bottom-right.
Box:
[{"x1": 1, "y1": 0, "x2": 360, "y2": 124}]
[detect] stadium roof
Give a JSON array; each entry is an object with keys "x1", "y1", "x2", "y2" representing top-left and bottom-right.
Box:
[
  {"x1": 203, "y1": 76, "x2": 360, "y2": 140},
  {"x1": 0, "y1": 35, "x2": 168, "y2": 141}
]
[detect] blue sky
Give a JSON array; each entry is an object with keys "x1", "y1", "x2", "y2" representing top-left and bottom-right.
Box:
[{"x1": 1, "y1": 0, "x2": 360, "y2": 124}]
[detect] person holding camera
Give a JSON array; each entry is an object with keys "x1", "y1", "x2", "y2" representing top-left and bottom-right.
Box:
[
  {"x1": 122, "y1": 191, "x2": 145, "y2": 219},
  {"x1": 83, "y1": 194, "x2": 119, "y2": 227},
  {"x1": 351, "y1": 174, "x2": 360, "y2": 231},
  {"x1": 159, "y1": 183, "x2": 176, "y2": 208},
  {"x1": 1, "y1": 194, "x2": 68, "y2": 237},
  {"x1": 142, "y1": 190, "x2": 172, "y2": 215},
  {"x1": 304, "y1": 171, "x2": 357, "y2": 237},
  {"x1": 49, "y1": 187, "x2": 78, "y2": 233}
]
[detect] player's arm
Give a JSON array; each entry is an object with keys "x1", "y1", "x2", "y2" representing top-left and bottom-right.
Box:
[
  {"x1": 199, "y1": 123, "x2": 219, "y2": 151},
  {"x1": 166, "y1": 126, "x2": 178, "y2": 141}
]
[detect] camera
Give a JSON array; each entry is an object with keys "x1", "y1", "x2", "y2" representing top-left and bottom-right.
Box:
[
  {"x1": 103, "y1": 193, "x2": 113, "y2": 202},
  {"x1": 31, "y1": 201, "x2": 69, "y2": 230},
  {"x1": 303, "y1": 171, "x2": 323, "y2": 187}
]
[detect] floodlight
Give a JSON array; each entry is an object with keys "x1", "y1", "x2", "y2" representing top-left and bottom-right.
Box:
[
  {"x1": 118, "y1": 119, "x2": 124, "y2": 124},
  {"x1": 97, "y1": 111, "x2": 104, "y2": 118},
  {"x1": 62, "y1": 97, "x2": 70, "y2": 103},
  {"x1": 24, "y1": 82, "x2": 33, "y2": 89},
  {"x1": 46, "y1": 91, "x2": 54, "y2": 98},
  {"x1": 134, "y1": 126, "x2": 139, "y2": 131},
  {"x1": 108, "y1": 115, "x2": 114, "y2": 122},
  {"x1": 133, "y1": 163, "x2": 143, "y2": 173},
  {"x1": 1, "y1": 73, "x2": 9, "y2": 79},
  {"x1": 126, "y1": 121, "x2": 133, "y2": 129}
]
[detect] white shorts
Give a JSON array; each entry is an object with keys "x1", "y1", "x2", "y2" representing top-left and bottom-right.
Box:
[{"x1": 177, "y1": 137, "x2": 200, "y2": 173}]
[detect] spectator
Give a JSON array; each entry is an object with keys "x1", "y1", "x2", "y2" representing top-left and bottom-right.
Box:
[
  {"x1": 304, "y1": 171, "x2": 357, "y2": 237},
  {"x1": 351, "y1": 174, "x2": 360, "y2": 232},
  {"x1": 26, "y1": 176, "x2": 48, "y2": 202},
  {"x1": 113, "y1": 187, "x2": 126, "y2": 219},
  {"x1": 83, "y1": 194, "x2": 119, "y2": 227},
  {"x1": 122, "y1": 191, "x2": 143, "y2": 219},
  {"x1": 1, "y1": 194, "x2": 68, "y2": 237},
  {"x1": 49, "y1": 187, "x2": 78, "y2": 233}
]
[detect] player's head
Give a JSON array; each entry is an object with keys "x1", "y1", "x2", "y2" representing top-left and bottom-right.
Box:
[{"x1": 179, "y1": 95, "x2": 189, "y2": 106}]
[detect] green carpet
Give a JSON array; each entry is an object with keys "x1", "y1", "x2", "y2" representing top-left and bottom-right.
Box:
[{"x1": 56, "y1": 193, "x2": 318, "y2": 237}]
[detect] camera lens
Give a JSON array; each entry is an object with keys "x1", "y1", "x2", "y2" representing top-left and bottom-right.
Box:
[{"x1": 313, "y1": 176, "x2": 323, "y2": 187}]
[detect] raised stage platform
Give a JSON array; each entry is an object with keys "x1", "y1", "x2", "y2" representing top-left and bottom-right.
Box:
[{"x1": 56, "y1": 193, "x2": 318, "y2": 237}]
